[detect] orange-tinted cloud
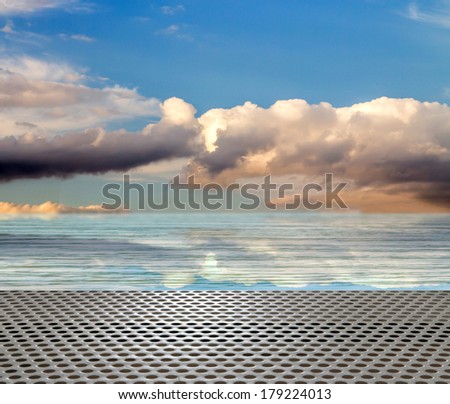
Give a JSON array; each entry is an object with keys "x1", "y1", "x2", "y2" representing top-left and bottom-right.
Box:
[
  {"x1": 193, "y1": 97, "x2": 450, "y2": 211},
  {"x1": 0, "y1": 201, "x2": 111, "y2": 214}
]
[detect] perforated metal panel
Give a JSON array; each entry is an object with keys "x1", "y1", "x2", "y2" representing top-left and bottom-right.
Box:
[{"x1": 1, "y1": 291, "x2": 449, "y2": 384}]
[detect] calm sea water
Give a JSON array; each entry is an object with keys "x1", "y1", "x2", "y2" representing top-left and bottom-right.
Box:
[{"x1": 0, "y1": 213, "x2": 449, "y2": 290}]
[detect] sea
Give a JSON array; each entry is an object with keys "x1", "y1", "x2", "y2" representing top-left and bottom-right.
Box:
[{"x1": 1, "y1": 212, "x2": 449, "y2": 290}]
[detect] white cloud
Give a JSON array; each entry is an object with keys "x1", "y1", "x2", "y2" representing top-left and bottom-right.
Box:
[
  {"x1": 0, "y1": 0, "x2": 93, "y2": 15},
  {"x1": 405, "y1": 1, "x2": 450, "y2": 28},
  {"x1": 70, "y1": 33, "x2": 94, "y2": 42},
  {"x1": 0, "y1": 55, "x2": 85, "y2": 81},
  {"x1": 156, "y1": 24, "x2": 193, "y2": 41},
  {"x1": 0, "y1": 56, "x2": 161, "y2": 135},
  {"x1": 59, "y1": 33, "x2": 94, "y2": 42},
  {"x1": 0, "y1": 20, "x2": 14, "y2": 33},
  {"x1": 158, "y1": 24, "x2": 180, "y2": 35},
  {"x1": 0, "y1": 19, "x2": 50, "y2": 46},
  {"x1": 0, "y1": 0, "x2": 68, "y2": 15},
  {"x1": 161, "y1": 5, "x2": 185, "y2": 15}
]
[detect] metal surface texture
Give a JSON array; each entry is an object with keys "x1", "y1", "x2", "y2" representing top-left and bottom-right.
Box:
[{"x1": 1, "y1": 291, "x2": 449, "y2": 384}]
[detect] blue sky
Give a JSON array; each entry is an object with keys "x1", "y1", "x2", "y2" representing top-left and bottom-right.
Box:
[
  {"x1": 1, "y1": 0, "x2": 450, "y2": 212},
  {"x1": 3, "y1": 0, "x2": 450, "y2": 114}
]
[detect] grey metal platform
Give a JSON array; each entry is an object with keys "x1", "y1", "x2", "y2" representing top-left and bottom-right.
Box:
[{"x1": 0, "y1": 291, "x2": 449, "y2": 384}]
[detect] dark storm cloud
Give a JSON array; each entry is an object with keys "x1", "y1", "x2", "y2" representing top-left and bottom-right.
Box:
[{"x1": 0, "y1": 125, "x2": 201, "y2": 181}]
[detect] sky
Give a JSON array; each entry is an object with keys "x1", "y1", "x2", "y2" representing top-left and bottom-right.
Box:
[{"x1": 0, "y1": 0, "x2": 450, "y2": 212}]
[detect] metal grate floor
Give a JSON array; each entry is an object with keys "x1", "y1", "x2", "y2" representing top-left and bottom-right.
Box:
[{"x1": 1, "y1": 291, "x2": 449, "y2": 384}]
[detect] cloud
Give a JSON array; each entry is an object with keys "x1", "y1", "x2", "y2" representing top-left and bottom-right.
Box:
[
  {"x1": 0, "y1": 56, "x2": 160, "y2": 135},
  {"x1": 405, "y1": 1, "x2": 450, "y2": 28},
  {"x1": 192, "y1": 97, "x2": 450, "y2": 210},
  {"x1": 0, "y1": 20, "x2": 14, "y2": 33},
  {"x1": 0, "y1": 0, "x2": 67, "y2": 15},
  {"x1": 1, "y1": 89, "x2": 450, "y2": 212},
  {"x1": 59, "y1": 33, "x2": 94, "y2": 42},
  {"x1": 0, "y1": 20, "x2": 50, "y2": 46},
  {"x1": 161, "y1": 5, "x2": 185, "y2": 15},
  {"x1": 156, "y1": 24, "x2": 193, "y2": 41},
  {"x1": 0, "y1": 0, "x2": 92, "y2": 15},
  {"x1": 0, "y1": 200, "x2": 109, "y2": 214},
  {"x1": 0, "y1": 55, "x2": 85, "y2": 81},
  {"x1": 158, "y1": 24, "x2": 180, "y2": 35},
  {"x1": 0, "y1": 97, "x2": 202, "y2": 180},
  {"x1": 70, "y1": 33, "x2": 94, "y2": 42}
]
